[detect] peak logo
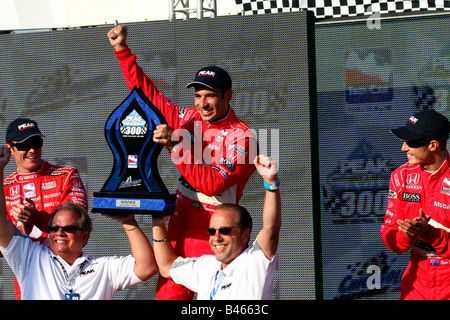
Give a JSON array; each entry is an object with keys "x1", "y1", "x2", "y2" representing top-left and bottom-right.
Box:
[
  {"x1": 408, "y1": 116, "x2": 419, "y2": 124},
  {"x1": 198, "y1": 70, "x2": 215, "y2": 78},
  {"x1": 18, "y1": 123, "x2": 36, "y2": 131}
]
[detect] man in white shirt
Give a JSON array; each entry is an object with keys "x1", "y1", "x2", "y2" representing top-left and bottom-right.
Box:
[
  {"x1": 152, "y1": 154, "x2": 281, "y2": 300},
  {"x1": 0, "y1": 146, "x2": 158, "y2": 300}
]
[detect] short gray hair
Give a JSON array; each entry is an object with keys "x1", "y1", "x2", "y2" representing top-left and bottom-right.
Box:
[{"x1": 48, "y1": 202, "x2": 93, "y2": 233}]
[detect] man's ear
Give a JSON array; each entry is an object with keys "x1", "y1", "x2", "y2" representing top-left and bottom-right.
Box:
[
  {"x1": 243, "y1": 228, "x2": 251, "y2": 244},
  {"x1": 82, "y1": 231, "x2": 90, "y2": 247},
  {"x1": 429, "y1": 140, "x2": 439, "y2": 151}
]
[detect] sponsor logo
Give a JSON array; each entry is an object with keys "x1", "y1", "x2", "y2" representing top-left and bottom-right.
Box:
[
  {"x1": 18, "y1": 122, "x2": 36, "y2": 131},
  {"x1": 44, "y1": 201, "x2": 59, "y2": 208},
  {"x1": 229, "y1": 144, "x2": 248, "y2": 157},
  {"x1": 198, "y1": 70, "x2": 216, "y2": 78},
  {"x1": 41, "y1": 181, "x2": 57, "y2": 190},
  {"x1": 322, "y1": 140, "x2": 394, "y2": 224},
  {"x1": 434, "y1": 201, "x2": 450, "y2": 210},
  {"x1": 394, "y1": 173, "x2": 400, "y2": 187},
  {"x1": 402, "y1": 192, "x2": 421, "y2": 202},
  {"x1": 50, "y1": 171, "x2": 66, "y2": 176},
  {"x1": 128, "y1": 155, "x2": 138, "y2": 168},
  {"x1": 80, "y1": 269, "x2": 95, "y2": 276},
  {"x1": 120, "y1": 110, "x2": 148, "y2": 137},
  {"x1": 207, "y1": 144, "x2": 220, "y2": 151},
  {"x1": 218, "y1": 157, "x2": 236, "y2": 172},
  {"x1": 221, "y1": 283, "x2": 232, "y2": 291},
  {"x1": 388, "y1": 190, "x2": 397, "y2": 199},
  {"x1": 23, "y1": 183, "x2": 36, "y2": 198},
  {"x1": 17, "y1": 174, "x2": 38, "y2": 181},
  {"x1": 43, "y1": 192, "x2": 61, "y2": 199},
  {"x1": 406, "y1": 173, "x2": 420, "y2": 185},
  {"x1": 408, "y1": 116, "x2": 418, "y2": 124},
  {"x1": 442, "y1": 178, "x2": 450, "y2": 194},
  {"x1": 119, "y1": 176, "x2": 142, "y2": 189},
  {"x1": 9, "y1": 185, "x2": 19, "y2": 197}
]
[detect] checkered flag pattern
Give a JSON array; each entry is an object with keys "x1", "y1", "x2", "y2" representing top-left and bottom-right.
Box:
[{"x1": 235, "y1": 0, "x2": 450, "y2": 18}]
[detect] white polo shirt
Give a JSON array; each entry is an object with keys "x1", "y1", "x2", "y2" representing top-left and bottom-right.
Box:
[
  {"x1": 0, "y1": 230, "x2": 142, "y2": 300},
  {"x1": 170, "y1": 240, "x2": 277, "y2": 300}
]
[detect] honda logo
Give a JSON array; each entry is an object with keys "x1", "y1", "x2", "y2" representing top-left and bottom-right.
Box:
[{"x1": 406, "y1": 173, "x2": 420, "y2": 185}]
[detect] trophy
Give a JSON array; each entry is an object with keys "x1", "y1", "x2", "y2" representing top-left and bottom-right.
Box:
[{"x1": 92, "y1": 87, "x2": 175, "y2": 215}]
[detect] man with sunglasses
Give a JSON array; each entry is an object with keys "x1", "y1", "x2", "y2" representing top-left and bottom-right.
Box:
[
  {"x1": 4, "y1": 118, "x2": 87, "y2": 241},
  {"x1": 381, "y1": 109, "x2": 450, "y2": 299},
  {"x1": 0, "y1": 146, "x2": 158, "y2": 299},
  {"x1": 151, "y1": 154, "x2": 280, "y2": 300},
  {"x1": 3, "y1": 118, "x2": 88, "y2": 299}
]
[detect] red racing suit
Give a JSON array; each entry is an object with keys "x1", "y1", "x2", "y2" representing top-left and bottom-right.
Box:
[
  {"x1": 381, "y1": 155, "x2": 450, "y2": 299},
  {"x1": 3, "y1": 160, "x2": 88, "y2": 299},
  {"x1": 115, "y1": 47, "x2": 257, "y2": 299}
]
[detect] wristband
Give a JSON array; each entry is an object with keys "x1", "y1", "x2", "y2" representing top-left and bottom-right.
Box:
[
  {"x1": 264, "y1": 180, "x2": 280, "y2": 191},
  {"x1": 153, "y1": 238, "x2": 167, "y2": 242}
]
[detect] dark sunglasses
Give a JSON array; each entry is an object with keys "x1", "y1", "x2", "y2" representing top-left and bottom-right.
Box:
[
  {"x1": 405, "y1": 137, "x2": 432, "y2": 148},
  {"x1": 206, "y1": 226, "x2": 240, "y2": 236},
  {"x1": 10, "y1": 137, "x2": 43, "y2": 151},
  {"x1": 49, "y1": 224, "x2": 83, "y2": 233}
]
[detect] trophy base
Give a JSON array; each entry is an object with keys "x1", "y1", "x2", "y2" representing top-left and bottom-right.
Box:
[{"x1": 92, "y1": 191, "x2": 176, "y2": 215}]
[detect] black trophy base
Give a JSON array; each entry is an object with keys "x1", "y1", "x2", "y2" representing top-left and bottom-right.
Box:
[{"x1": 92, "y1": 191, "x2": 176, "y2": 216}]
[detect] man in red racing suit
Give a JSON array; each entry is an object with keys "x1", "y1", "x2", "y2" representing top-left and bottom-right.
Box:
[
  {"x1": 3, "y1": 118, "x2": 88, "y2": 299},
  {"x1": 381, "y1": 109, "x2": 450, "y2": 299},
  {"x1": 108, "y1": 25, "x2": 257, "y2": 299},
  {"x1": 4, "y1": 161, "x2": 88, "y2": 242}
]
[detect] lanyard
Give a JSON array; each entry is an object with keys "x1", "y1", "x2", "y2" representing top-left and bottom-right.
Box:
[
  {"x1": 53, "y1": 257, "x2": 88, "y2": 293},
  {"x1": 209, "y1": 270, "x2": 226, "y2": 300}
]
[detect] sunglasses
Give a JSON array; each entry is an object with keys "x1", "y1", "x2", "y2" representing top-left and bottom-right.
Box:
[
  {"x1": 405, "y1": 137, "x2": 432, "y2": 148},
  {"x1": 206, "y1": 226, "x2": 240, "y2": 236},
  {"x1": 10, "y1": 137, "x2": 43, "y2": 151},
  {"x1": 49, "y1": 224, "x2": 83, "y2": 233}
]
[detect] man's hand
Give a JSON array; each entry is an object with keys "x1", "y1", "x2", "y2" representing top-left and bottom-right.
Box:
[
  {"x1": 397, "y1": 208, "x2": 430, "y2": 239},
  {"x1": 153, "y1": 124, "x2": 177, "y2": 152},
  {"x1": 254, "y1": 155, "x2": 278, "y2": 185},
  {"x1": 0, "y1": 146, "x2": 11, "y2": 169},
  {"x1": 151, "y1": 214, "x2": 169, "y2": 228},
  {"x1": 107, "y1": 25, "x2": 128, "y2": 52},
  {"x1": 11, "y1": 198, "x2": 37, "y2": 233},
  {"x1": 0, "y1": 146, "x2": 16, "y2": 248},
  {"x1": 101, "y1": 213, "x2": 136, "y2": 226}
]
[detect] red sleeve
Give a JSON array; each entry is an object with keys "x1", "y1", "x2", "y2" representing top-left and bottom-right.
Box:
[
  {"x1": 380, "y1": 174, "x2": 416, "y2": 254},
  {"x1": 59, "y1": 169, "x2": 88, "y2": 210},
  {"x1": 29, "y1": 209, "x2": 51, "y2": 234},
  {"x1": 115, "y1": 47, "x2": 181, "y2": 129},
  {"x1": 32, "y1": 169, "x2": 87, "y2": 232},
  {"x1": 420, "y1": 224, "x2": 450, "y2": 258},
  {"x1": 171, "y1": 134, "x2": 257, "y2": 196}
]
